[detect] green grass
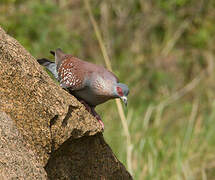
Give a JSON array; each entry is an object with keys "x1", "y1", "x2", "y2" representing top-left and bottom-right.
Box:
[{"x1": 1, "y1": 0, "x2": 215, "y2": 179}]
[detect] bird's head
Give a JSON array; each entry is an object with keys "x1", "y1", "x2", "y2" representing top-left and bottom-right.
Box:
[{"x1": 114, "y1": 83, "x2": 129, "y2": 106}]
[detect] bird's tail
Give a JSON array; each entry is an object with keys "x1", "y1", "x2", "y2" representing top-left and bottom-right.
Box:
[
  {"x1": 37, "y1": 58, "x2": 53, "y2": 66},
  {"x1": 37, "y1": 58, "x2": 58, "y2": 80},
  {"x1": 50, "y1": 50, "x2": 55, "y2": 56}
]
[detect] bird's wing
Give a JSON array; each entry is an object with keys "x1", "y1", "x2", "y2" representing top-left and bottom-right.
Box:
[
  {"x1": 58, "y1": 54, "x2": 119, "y2": 95},
  {"x1": 58, "y1": 57, "x2": 86, "y2": 91}
]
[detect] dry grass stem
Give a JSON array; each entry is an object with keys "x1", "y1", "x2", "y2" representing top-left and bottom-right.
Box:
[
  {"x1": 143, "y1": 104, "x2": 154, "y2": 130},
  {"x1": 158, "y1": 73, "x2": 203, "y2": 108},
  {"x1": 161, "y1": 20, "x2": 191, "y2": 57},
  {"x1": 183, "y1": 99, "x2": 199, "y2": 151},
  {"x1": 84, "y1": 0, "x2": 133, "y2": 175}
]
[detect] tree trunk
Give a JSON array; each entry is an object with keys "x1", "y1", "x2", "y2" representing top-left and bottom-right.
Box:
[{"x1": 0, "y1": 26, "x2": 132, "y2": 179}]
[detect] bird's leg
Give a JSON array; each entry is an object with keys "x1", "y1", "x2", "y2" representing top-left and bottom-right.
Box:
[
  {"x1": 79, "y1": 100, "x2": 104, "y2": 129},
  {"x1": 90, "y1": 107, "x2": 104, "y2": 129},
  {"x1": 79, "y1": 100, "x2": 92, "y2": 113}
]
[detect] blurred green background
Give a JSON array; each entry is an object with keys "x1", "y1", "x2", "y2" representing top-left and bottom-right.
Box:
[{"x1": 1, "y1": 0, "x2": 215, "y2": 179}]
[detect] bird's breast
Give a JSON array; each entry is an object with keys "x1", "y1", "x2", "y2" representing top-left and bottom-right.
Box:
[
  {"x1": 73, "y1": 87, "x2": 113, "y2": 106},
  {"x1": 90, "y1": 75, "x2": 114, "y2": 97}
]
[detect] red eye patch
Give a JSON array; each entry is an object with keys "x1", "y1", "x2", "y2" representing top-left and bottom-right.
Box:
[{"x1": 117, "y1": 87, "x2": 123, "y2": 97}]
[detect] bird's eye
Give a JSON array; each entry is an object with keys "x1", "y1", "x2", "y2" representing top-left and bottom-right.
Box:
[{"x1": 117, "y1": 87, "x2": 123, "y2": 97}]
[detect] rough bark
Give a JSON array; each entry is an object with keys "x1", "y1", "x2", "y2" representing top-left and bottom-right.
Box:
[
  {"x1": 0, "y1": 26, "x2": 132, "y2": 179},
  {"x1": 0, "y1": 112, "x2": 47, "y2": 179}
]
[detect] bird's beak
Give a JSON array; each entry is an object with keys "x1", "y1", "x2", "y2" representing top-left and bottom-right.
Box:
[{"x1": 120, "y1": 96, "x2": 128, "y2": 106}]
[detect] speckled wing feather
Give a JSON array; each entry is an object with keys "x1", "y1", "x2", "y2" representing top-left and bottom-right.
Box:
[{"x1": 58, "y1": 56, "x2": 86, "y2": 90}]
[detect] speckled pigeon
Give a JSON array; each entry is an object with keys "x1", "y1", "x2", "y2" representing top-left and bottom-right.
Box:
[{"x1": 37, "y1": 48, "x2": 129, "y2": 128}]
